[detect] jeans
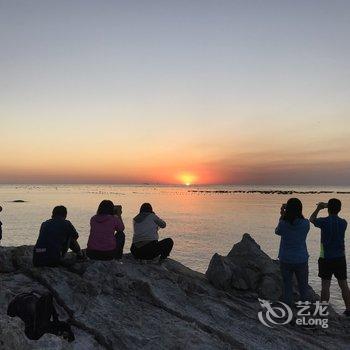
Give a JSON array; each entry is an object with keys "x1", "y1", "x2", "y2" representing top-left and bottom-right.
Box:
[{"x1": 280, "y1": 261, "x2": 309, "y2": 306}]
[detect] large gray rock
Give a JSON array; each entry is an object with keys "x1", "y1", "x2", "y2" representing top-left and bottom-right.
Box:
[
  {"x1": 207, "y1": 233, "x2": 285, "y2": 300},
  {"x1": 1, "y1": 235, "x2": 349, "y2": 350}
]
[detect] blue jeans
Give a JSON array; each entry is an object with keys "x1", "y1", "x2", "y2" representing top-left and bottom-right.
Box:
[{"x1": 280, "y1": 261, "x2": 309, "y2": 306}]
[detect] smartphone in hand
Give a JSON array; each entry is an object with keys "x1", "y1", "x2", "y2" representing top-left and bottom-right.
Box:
[{"x1": 317, "y1": 202, "x2": 328, "y2": 209}]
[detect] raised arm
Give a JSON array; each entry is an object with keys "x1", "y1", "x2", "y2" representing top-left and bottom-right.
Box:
[
  {"x1": 154, "y1": 215, "x2": 166, "y2": 229},
  {"x1": 275, "y1": 204, "x2": 286, "y2": 236},
  {"x1": 310, "y1": 202, "x2": 327, "y2": 224},
  {"x1": 115, "y1": 216, "x2": 125, "y2": 232}
]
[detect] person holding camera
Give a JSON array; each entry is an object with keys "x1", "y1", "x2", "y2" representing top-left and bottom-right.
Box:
[
  {"x1": 310, "y1": 199, "x2": 350, "y2": 316},
  {"x1": 131, "y1": 203, "x2": 173, "y2": 263},
  {"x1": 86, "y1": 200, "x2": 125, "y2": 260},
  {"x1": 275, "y1": 198, "x2": 310, "y2": 306}
]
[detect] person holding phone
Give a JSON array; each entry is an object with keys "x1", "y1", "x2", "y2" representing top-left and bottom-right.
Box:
[
  {"x1": 275, "y1": 198, "x2": 310, "y2": 306},
  {"x1": 310, "y1": 199, "x2": 350, "y2": 316},
  {"x1": 87, "y1": 200, "x2": 125, "y2": 261},
  {"x1": 131, "y1": 203, "x2": 173, "y2": 263}
]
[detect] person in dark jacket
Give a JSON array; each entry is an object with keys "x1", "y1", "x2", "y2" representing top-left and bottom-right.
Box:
[
  {"x1": 33, "y1": 206, "x2": 84, "y2": 267},
  {"x1": 130, "y1": 203, "x2": 173, "y2": 262}
]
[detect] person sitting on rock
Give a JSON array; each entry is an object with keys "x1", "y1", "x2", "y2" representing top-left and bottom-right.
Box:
[
  {"x1": 86, "y1": 200, "x2": 125, "y2": 261},
  {"x1": 33, "y1": 206, "x2": 84, "y2": 267},
  {"x1": 275, "y1": 198, "x2": 310, "y2": 306},
  {"x1": 310, "y1": 199, "x2": 350, "y2": 317},
  {"x1": 131, "y1": 203, "x2": 173, "y2": 263}
]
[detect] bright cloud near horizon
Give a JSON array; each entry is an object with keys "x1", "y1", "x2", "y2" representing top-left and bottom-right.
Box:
[{"x1": 1, "y1": 1, "x2": 350, "y2": 185}]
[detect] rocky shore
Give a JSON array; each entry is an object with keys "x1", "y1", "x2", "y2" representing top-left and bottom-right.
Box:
[{"x1": 1, "y1": 234, "x2": 349, "y2": 349}]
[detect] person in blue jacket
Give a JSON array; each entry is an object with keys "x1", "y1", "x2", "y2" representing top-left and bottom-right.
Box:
[
  {"x1": 310, "y1": 199, "x2": 350, "y2": 316},
  {"x1": 275, "y1": 198, "x2": 310, "y2": 306}
]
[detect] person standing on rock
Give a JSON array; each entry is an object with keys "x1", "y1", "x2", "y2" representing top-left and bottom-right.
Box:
[
  {"x1": 275, "y1": 198, "x2": 310, "y2": 306},
  {"x1": 131, "y1": 203, "x2": 173, "y2": 263},
  {"x1": 86, "y1": 200, "x2": 125, "y2": 260},
  {"x1": 33, "y1": 206, "x2": 84, "y2": 267},
  {"x1": 310, "y1": 199, "x2": 350, "y2": 317}
]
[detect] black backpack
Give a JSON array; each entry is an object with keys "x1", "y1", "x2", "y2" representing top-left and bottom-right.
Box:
[{"x1": 7, "y1": 291, "x2": 75, "y2": 342}]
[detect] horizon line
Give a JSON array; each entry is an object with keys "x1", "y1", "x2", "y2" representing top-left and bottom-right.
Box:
[{"x1": 0, "y1": 182, "x2": 349, "y2": 187}]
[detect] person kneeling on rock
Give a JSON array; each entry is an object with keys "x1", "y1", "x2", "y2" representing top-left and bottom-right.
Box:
[
  {"x1": 33, "y1": 206, "x2": 84, "y2": 267},
  {"x1": 131, "y1": 203, "x2": 173, "y2": 263}
]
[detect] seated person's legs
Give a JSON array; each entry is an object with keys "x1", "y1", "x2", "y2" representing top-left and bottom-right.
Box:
[
  {"x1": 86, "y1": 249, "x2": 116, "y2": 261},
  {"x1": 130, "y1": 241, "x2": 159, "y2": 260},
  {"x1": 33, "y1": 249, "x2": 60, "y2": 267},
  {"x1": 33, "y1": 246, "x2": 62, "y2": 267},
  {"x1": 114, "y1": 231, "x2": 125, "y2": 260},
  {"x1": 59, "y1": 237, "x2": 84, "y2": 265},
  {"x1": 157, "y1": 238, "x2": 174, "y2": 260},
  {"x1": 69, "y1": 238, "x2": 82, "y2": 255},
  {"x1": 61, "y1": 237, "x2": 82, "y2": 256}
]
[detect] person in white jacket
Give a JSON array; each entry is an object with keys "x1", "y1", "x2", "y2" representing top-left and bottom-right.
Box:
[{"x1": 131, "y1": 203, "x2": 173, "y2": 262}]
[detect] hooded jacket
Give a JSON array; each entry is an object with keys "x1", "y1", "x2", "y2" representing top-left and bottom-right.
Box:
[
  {"x1": 133, "y1": 212, "x2": 166, "y2": 244},
  {"x1": 87, "y1": 214, "x2": 125, "y2": 251}
]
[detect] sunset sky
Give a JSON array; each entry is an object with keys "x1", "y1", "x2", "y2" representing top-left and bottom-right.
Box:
[{"x1": 1, "y1": 1, "x2": 350, "y2": 185}]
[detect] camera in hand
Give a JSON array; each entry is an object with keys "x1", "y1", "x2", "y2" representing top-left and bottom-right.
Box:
[{"x1": 114, "y1": 205, "x2": 122, "y2": 216}]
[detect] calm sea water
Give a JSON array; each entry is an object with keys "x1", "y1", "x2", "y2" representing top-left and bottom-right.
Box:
[{"x1": 1, "y1": 184, "x2": 350, "y2": 311}]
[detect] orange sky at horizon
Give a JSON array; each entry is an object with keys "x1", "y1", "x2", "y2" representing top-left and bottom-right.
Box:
[{"x1": 1, "y1": 2, "x2": 350, "y2": 186}]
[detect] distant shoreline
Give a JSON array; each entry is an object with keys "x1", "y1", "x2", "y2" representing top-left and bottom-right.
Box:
[{"x1": 188, "y1": 190, "x2": 350, "y2": 195}]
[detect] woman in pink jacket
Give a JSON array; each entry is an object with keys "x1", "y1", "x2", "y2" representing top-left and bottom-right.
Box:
[{"x1": 87, "y1": 200, "x2": 125, "y2": 260}]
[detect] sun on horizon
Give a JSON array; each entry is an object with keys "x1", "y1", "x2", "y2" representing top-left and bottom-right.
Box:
[{"x1": 177, "y1": 173, "x2": 198, "y2": 186}]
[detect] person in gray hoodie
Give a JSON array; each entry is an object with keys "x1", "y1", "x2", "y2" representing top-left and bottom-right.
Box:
[{"x1": 130, "y1": 203, "x2": 173, "y2": 262}]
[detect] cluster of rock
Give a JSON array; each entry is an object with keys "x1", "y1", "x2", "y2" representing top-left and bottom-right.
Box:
[
  {"x1": 206, "y1": 233, "x2": 284, "y2": 300},
  {"x1": 0, "y1": 234, "x2": 349, "y2": 349}
]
